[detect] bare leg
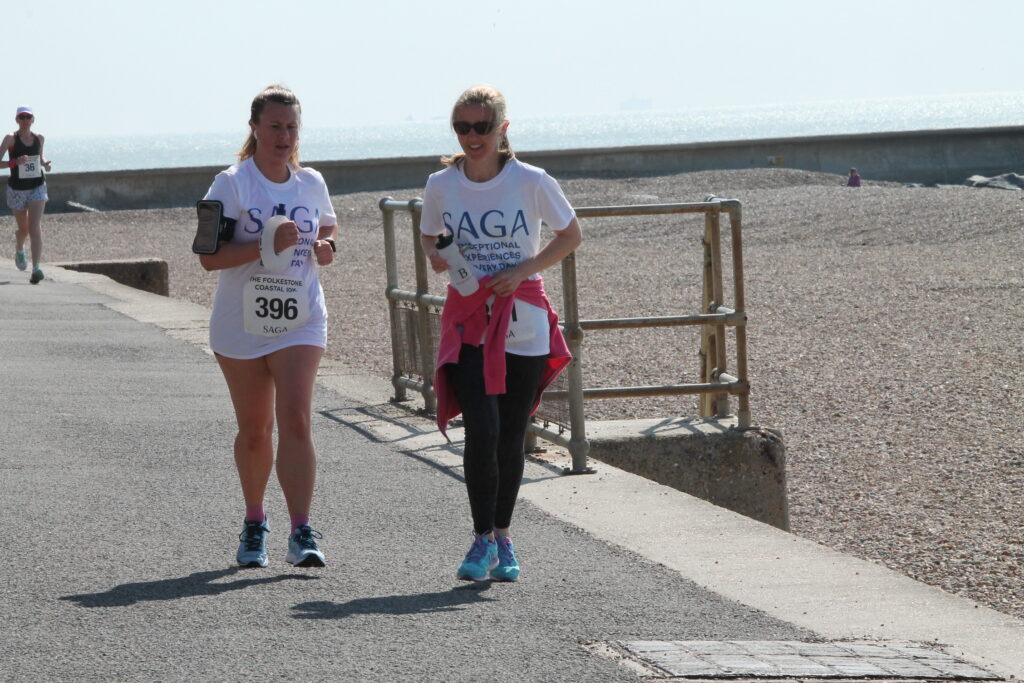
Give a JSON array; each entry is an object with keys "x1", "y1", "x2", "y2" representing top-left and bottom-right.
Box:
[
  {"x1": 12, "y1": 208, "x2": 28, "y2": 253},
  {"x1": 25, "y1": 200, "x2": 45, "y2": 267},
  {"x1": 265, "y1": 344, "x2": 323, "y2": 518},
  {"x1": 215, "y1": 354, "x2": 275, "y2": 510}
]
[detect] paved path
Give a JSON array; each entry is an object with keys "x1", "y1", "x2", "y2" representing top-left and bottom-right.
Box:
[{"x1": 1, "y1": 262, "x2": 1021, "y2": 681}]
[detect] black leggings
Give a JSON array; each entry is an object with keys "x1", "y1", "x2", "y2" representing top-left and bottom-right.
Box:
[{"x1": 449, "y1": 344, "x2": 547, "y2": 535}]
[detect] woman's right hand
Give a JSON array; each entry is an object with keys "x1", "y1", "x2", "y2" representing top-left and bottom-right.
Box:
[
  {"x1": 273, "y1": 221, "x2": 300, "y2": 254},
  {"x1": 419, "y1": 233, "x2": 449, "y2": 273},
  {"x1": 427, "y1": 250, "x2": 448, "y2": 273}
]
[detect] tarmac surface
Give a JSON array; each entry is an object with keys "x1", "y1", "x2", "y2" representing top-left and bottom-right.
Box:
[{"x1": 1, "y1": 262, "x2": 1022, "y2": 682}]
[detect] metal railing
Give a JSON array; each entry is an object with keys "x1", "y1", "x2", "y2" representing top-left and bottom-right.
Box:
[{"x1": 378, "y1": 196, "x2": 750, "y2": 474}]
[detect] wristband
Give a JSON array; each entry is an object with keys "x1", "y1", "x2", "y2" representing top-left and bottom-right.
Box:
[
  {"x1": 258, "y1": 215, "x2": 294, "y2": 272},
  {"x1": 7, "y1": 159, "x2": 14, "y2": 168},
  {"x1": 323, "y1": 238, "x2": 336, "y2": 253}
]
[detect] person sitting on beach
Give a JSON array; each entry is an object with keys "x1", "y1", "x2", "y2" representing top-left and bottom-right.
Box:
[
  {"x1": 197, "y1": 84, "x2": 339, "y2": 569},
  {"x1": 2, "y1": 106, "x2": 52, "y2": 284},
  {"x1": 846, "y1": 167, "x2": 862, "y2": 187}
]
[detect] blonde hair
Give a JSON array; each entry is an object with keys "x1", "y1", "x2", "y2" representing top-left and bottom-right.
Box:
[
  {"x1": 237, "y1": 84, "x2": 301, "y2": 167},
  {"x1": 441, "y1": 84, "x2": 515, "y2": 167}
]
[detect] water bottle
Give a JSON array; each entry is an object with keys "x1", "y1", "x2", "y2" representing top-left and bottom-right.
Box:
[
  {"x1": 435, "y1": 233, "x2": 478, "y2": 296},
  {"x1": 259, "y1": 205, "x2": 294, "y2": 273}
]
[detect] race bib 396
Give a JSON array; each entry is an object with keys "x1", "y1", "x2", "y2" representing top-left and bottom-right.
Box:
[{"x1": 242, "y1": 274, "x2": 310, "y2": 337}]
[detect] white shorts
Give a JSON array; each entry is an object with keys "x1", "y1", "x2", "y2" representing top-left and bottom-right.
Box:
[{"x1": 6, "y1": 184, "x2": 48, "y2": 211}]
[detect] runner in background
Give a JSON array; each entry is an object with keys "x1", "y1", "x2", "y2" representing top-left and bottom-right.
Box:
[
  {"x1": 2, "y1": 106, "x2": 51, "y2": 284},
  {"x1": 198, "y1": 84, "x2": 339, "y2": 569},
  {"x1": 419, "y1": 85, "x2": 581, "y2": 582}
]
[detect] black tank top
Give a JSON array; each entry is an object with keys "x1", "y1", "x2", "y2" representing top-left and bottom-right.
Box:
[{"x1": 8, "y1": 132, "x2": 44, "y2": 190}]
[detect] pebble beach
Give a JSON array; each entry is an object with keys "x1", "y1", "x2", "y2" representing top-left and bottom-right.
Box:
[{"x1": 31, "y1": 166, "x2": 1024, "y2": 622}]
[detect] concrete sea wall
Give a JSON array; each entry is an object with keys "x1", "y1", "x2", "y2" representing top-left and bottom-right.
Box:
[{"x1": 40, "y1": 125, "x2": 1024, "y2": 211}]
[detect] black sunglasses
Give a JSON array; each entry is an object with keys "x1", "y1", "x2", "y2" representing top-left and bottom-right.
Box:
[
  {"x1": 452, "y1": 120, "x2": 494, "y2": 136},
  {"x1": 16, "y1": 114, "x2": 33, "y2": 120}
]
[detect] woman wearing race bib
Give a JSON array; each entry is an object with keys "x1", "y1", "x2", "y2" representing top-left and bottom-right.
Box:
[
  {"x1": 419, "y1": 85, "x2": 582, "y2": 582},
  {"x1": 2, "y1": 106, "x2": 51, "y2": 284},
  {"x1": 198, "y1": 84, "x2": 338, "y2": 569}
]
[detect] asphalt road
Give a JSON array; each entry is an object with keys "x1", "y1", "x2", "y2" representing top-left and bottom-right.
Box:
[{"x1": 0, "y1": 264, "x2": 810, "y2": 681}]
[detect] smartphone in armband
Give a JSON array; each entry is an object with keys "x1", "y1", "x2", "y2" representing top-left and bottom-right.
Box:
[{"x1": 192, "y1": 200, "x2": 236, "y2": 254}]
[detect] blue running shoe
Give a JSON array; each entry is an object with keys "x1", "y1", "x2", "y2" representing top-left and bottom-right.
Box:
[
  {"x1": 29, "y1": 267, "x2": 43, "y2": 284},
  {"x1": 286, "y1": 525, "x2": 325, "y2": 567},
  {"x1": 236, "y1": 520, "x2": 270, "y2": 568},
  {"x1": 14, "y1": 250, "x2": 26, "y2": 271},
  {"x1": 456, "y1": 533, "x2": 498, "y2": 581},
  {"x1": 490, "y1": 536, "x2": 520, "y2": 581}
]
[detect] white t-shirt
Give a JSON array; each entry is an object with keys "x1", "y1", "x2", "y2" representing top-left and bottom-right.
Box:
[
  {"x1": 419, "y1": 159, "x2": 576, "y2": 356},
  {"x1": 203, "y1": 158, "x2": 337, "y2": 359}
]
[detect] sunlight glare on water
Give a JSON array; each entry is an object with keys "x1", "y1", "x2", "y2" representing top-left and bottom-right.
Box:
[{"x1": 52, "y1": 91, "x2": 1024, "y2": 173}]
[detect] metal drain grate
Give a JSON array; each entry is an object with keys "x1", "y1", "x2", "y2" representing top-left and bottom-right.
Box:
[{"x1": 585, "y1": 640, "x2": 1001, "y2": 680}]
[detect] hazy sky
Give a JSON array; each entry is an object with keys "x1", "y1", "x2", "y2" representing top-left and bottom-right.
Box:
[{"x1": 9, "y1": 0, "x2": 1023, "y2": 138}]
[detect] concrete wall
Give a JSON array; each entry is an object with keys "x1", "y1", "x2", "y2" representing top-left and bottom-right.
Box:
[
  {"x1": 40, "y1": 125, "x2": 1024, "y2": 212},
  {"x1": 55, "y1": 258, "x2": 169, "y2": 297},
  {"x1": 586, "y1": 418, "x2": 790, "y2": 530}
]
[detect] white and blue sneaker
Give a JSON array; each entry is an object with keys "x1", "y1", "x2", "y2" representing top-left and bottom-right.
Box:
[
  {"x1": 14, "y1": 250, "x2": 27, "y2": 271},
  {"x1": 286, "y1": 525, "x2": 325, "y2": 567},
  {"x1": 236, "y1": 520, "x2": 270, "y2": 568},
  {"x1": 456, "y1": 533, "x2": 498, "y2": 581},
  {"x1": 490, "y1": 536, "x2": 520, "y2": 581}
]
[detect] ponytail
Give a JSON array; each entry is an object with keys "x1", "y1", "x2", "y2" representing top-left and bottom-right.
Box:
[{"x1": 237, "y1": 84, "x2": 302, "y2": 168}]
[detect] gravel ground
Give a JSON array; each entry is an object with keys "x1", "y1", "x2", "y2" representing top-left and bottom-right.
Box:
[{"x1": 31, "y1": 167, "x2": 1024, "y2": 621}]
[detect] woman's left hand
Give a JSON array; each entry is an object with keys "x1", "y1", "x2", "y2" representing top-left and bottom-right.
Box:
[
  {"x1": 486, "y1": 264, "x2": 528, "y2": 297},
  {"x1": 43, "y1": 160, "x2": 52, "y2": 172},
  {"x1": 314, "y1": 239, "x2": 335, "y2": 266}
]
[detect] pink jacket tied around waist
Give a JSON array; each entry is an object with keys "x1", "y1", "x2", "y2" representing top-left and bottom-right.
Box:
[{"x1": 434, "y1": 276, "x2": 572, "y2": 438}]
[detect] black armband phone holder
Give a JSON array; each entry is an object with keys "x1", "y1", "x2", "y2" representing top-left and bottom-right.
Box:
[{"x1": 192, "y1": 200, "x2": 238, "y2": 254}]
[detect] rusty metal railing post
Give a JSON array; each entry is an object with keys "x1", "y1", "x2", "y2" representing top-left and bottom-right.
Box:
[
  {"x1": 379, "y1": 197, "x2": 407, "y2": 402},
  {"x1": 700, "y1": 212, "x2": 714, "y2": 418},
  {"x1": 707, "y1": 207, "x2": 730, "y2": 418},
  {"x1": 559, "y1": 250, "x2": 592, "y2": 473},
  {"x1": 408, "y1": 201, "x2": 436, "y2": 414},
  {"x1": 724, "y1": 199, "x2": 751, "y2": 427}
]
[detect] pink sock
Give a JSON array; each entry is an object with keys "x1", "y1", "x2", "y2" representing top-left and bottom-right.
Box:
[
  {"x1": 245, "y1": 506, "x2": 266, "y2": 523},
  {"x1": 290, "y1": 514, "x2": 310, "y2": 531}
]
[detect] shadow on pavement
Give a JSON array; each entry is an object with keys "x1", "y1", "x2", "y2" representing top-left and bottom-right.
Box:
[
  {"x1": 291, "y1": 583, "x2": 494, "y2": 619},
  {"x1": 61, "y1": 567, "x2": 318, "y2": 607}
]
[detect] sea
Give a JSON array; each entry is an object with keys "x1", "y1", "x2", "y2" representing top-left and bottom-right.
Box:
[{"x1": 50, "y1": 92, "x2": 1024, "y2": 174}]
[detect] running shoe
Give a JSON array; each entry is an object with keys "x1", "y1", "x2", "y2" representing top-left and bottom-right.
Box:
[
  {"x1": 490, "y1": 536, "x2": 520, "y2": 582},
  {"x1": 286, "y1": 525, "x2": 325, "y2": 567},
  {"x1": 456, "y1": 533, "x2": 498, "y2": 581},
  {"x1": 14, "y1": 250, "x2": 26, "y2": 271},
  {"x1": 29, "y1": 267, "x2": 43, "y2": 284},
  {"x1": 236, "y1": 520, "x2": 270, "y2": 568}
]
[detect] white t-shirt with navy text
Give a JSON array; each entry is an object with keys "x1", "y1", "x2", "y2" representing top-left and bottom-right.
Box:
[
  {"x1": 203, "y1": 158, "x2": 337, "y2": 359},
  {"x1": 420, "y1": 159, "x2": 575, "y2": 356}
]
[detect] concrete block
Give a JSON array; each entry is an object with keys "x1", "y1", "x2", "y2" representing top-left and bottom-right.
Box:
[
  {"x1": 586, "y1": 417, "x2": 789, "y2": 530},
  {"x1": 55, "y1": 259, "x2": 169, "y2": 297}
]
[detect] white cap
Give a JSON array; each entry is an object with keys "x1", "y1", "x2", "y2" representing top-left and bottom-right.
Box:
[{"x1": 16, "y1": 106, "x2": 33, "y2": 116}]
